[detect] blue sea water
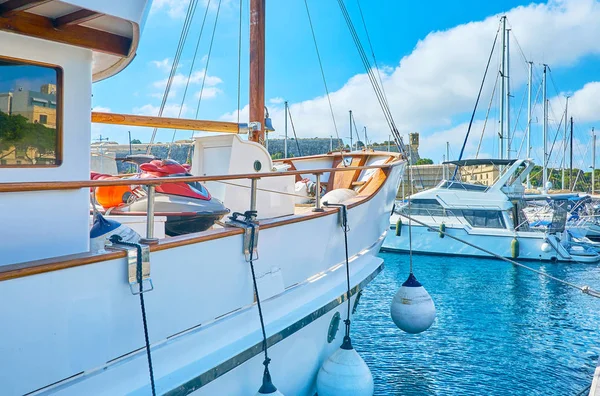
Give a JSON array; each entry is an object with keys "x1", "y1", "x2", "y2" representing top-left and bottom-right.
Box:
[{"x1": 352, "y1": 252, "x2": 600, "y2": 395}]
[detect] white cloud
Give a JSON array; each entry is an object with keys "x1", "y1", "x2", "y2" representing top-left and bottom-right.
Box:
[
  {"x1": 219, "y1": 0, "x2": 600, "y2": 159},
  {"x1": 150, "y1": 90, "x2": 177, "y2": 100},
  {"x1": 151, "y1": 0, "x2": 191, "y2": 19},
  {"x1": 195, "y1": 87, "x2": 222, "y2": 100},
  {"x1": 269, "y1": 97, "x2": 285, "y2": 105},
  {"x1": 152, "y1": 70, "x2": 223, "y2": 90},
  {"x1": 133, "y1": 103, "x2": 189, "y2": 118},
  {"x1": 151, "y1": 58, "x2": 171, "y2": 72},
  {"x1": 550, "y1": 81, "x2": 600, "y2": 123},
  {"x1": 92, "y1": 106, "x2": 111, "y2": 113},
  {"x1": 151, "y1": 0, "x2": 233, "y2": 19}
]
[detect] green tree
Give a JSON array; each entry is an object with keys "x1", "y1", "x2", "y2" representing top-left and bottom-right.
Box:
[
  {"x1": 416, "y1": 158, "x2": 433, "y2": 165},
  {"x1": 271, "y1": 152, "x2": 283, "y2": 160},
  {"x1": 0, "y1": 111, "x2": 57, "y2": 163},
  {"x1": 131, "y1": 139, "x2": 142, "y2": 144}
]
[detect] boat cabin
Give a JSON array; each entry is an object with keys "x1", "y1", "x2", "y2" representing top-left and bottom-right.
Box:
[
  {"x1": 0, "y1": 0, "x2": 150, "y2": 265},
  {"x1": 400, "y1": 159, "x2": 536, "y2": 232}
]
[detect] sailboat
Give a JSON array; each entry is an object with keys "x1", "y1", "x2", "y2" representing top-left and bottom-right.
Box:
[{"x1": 0, "y1": 0, "x2": 406, "y2": 394}]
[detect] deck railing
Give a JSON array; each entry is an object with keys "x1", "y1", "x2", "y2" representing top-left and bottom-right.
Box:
[{"x1": 0, "y1": 162, "x2": 395, "y2": 243}]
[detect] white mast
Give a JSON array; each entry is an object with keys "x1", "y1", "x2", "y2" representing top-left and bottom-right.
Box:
[
  {"x1": 542, "y1": 64, "x2": 548, "y2": 190},
  {"x1": 506, "y1": 29, "x2": 511, "y2": 159},
  {"x1": 526, "y1": 61, "x2": 533, "y2": 188},
  {"x1": 593, "y1": 127, "x2": 596, "y2": 195},
  {"x1": 499, "y1": 16, "x2": 506, "y2": 159},
  {"x1": 562, "y1": 97, "x2": 569, "y2": 190},
  {"x1": 284, "y1": 101, "x2": 288, "y2": 158}
]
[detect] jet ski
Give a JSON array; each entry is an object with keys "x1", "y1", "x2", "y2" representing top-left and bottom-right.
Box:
[{"x1": 92, "y1": 156, "x2": 229, "y2": 236}]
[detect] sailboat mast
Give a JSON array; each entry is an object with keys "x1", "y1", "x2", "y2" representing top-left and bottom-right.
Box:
[
  {"x1": 593, "y1": 127, "x2": 596, "y2": 195},
  {"x1": 284, "y1": 101, "x2": 288, "y2": 158},
  {"x1": 499, "y1": 16, "x2": 506, "y2": 160},
  {"x1": 526, "y1": 61, "x2": 532, "y2": 188},
  {"x1": 249, "y1": 0, "x2": 266, "y2": 144},
  {"x1": 570, "y1": 116, "x2": 574, "y2": 190},
  {"x1": 562, "y1": 96, "x2": 569, "y2": 190},
  {"x1": 542, "y1": 64, "x2": 548, "y2": 189},
  {"x1": 349, "y1": 110, "x2": 353, "y2": 150},
  {"x1": 506, "y1": 29, "x2": 511, "y2": 159}
]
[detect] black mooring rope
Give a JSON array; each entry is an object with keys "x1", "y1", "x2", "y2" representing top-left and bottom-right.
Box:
[
  {"x1": 244, "y1": 212, "x2": 278, "y2": 394},
  {"x1": 324, "y1": 203, "x2": 353, "y2": 349},
  {"x1": 110, "y1": 235, "x2": 156, "y2": 396}
]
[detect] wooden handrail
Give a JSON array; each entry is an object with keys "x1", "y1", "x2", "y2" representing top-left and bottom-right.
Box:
[
  {"x1": 91, "y1": 112, "x2": 243, "y2": 134},
  {"x1": 0, "y1": 163, "x2": 395, "y2": 193}
]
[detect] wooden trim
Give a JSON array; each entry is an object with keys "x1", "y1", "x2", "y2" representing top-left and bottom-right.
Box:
[
  {"x1": 0, "y1": 0, "x2": 51, "y2": 14},
  {"x1": 0, "y1": 163, "x2": 396, "y2": 193},
  {"x1": 0, "y1": 11, "x2": 131, "y2": 57},
  {"x1": 326, "y1": 157, "x2": 343, "y2": 192},
  {"x1": 92, "y1": 112, "x2": 242, "y2": 134},
  {"x1": 152, "y1": 227, "x2": 242, "y2": 251},
  {"x1": 0, "y1": 160, "x2": 401, "y2": 282},
  {"x1": 54, "y1": 10, "x2": 103, "y2": 27},
  {"x1": 0, "y1": 55, "x2": 63, "y2": 168},
  {"x1": 277, "y1": 150, "x2": 401, "y2": 162},
  {"x1": 0, "y1": 250, "x2": 125, "y2": 282}
]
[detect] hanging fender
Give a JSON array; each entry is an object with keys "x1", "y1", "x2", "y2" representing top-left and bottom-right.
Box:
[
  {"x1": 395, "y1": 218, "x2": 402, "y2": 236},
  {"x1": 439, "y1": 223, "x2": 446, "y2": 238},
  {"x1": 511, "y1": 237, "x2": 520, "y2": 259}
]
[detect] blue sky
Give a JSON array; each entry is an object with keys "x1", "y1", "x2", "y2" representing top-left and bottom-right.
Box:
[{"x1": 92, "y1": 0, "x2": 600, "y2": 171}]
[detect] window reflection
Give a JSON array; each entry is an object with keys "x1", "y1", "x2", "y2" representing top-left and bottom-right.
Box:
[{"x1": 0, "y1": 58, "x2": 60, "y2": 166}]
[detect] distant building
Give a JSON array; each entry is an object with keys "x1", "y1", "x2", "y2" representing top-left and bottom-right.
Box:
[
  {"x1": 460, "y1": 164, "x2": 499, "y2": 187},
  {"x1": 407, "y1": 132, "x2": 421, "y2": 165},
  {"x1": 0, "y1": 83, "x2": 57, "y2": 127}
]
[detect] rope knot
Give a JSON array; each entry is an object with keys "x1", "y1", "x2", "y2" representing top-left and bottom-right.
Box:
[{"x1": 263, "y1": 357, "x2": 271, "y2": 368}]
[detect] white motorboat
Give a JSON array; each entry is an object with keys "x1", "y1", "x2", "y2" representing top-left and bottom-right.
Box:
[
  {"x1": 382, "y1": 159, "x2": 600, "y2": 263},
  {"x1": 0, "y1": 1, "x2": 407, "y2": 395}
]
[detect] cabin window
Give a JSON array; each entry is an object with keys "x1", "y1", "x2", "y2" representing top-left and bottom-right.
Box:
[
  {"x1": 403, "y1": 199, "x2": 449, "y2": 217},
  {"x1": 0, "y1": 58, "x2": 62, "y2": 166},
  {"x1": 461, "y1": 209, "x2": 505, "y2": 229}
]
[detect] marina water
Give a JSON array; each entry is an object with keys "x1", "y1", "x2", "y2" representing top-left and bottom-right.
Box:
[{"x1": 353, "y1": 252, "x2": 600, "y2": 395}]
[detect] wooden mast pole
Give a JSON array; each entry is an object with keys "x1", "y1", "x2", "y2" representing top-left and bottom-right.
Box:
[{"x1": 249, "y1": 0, "x2": 266, "y2": 144}]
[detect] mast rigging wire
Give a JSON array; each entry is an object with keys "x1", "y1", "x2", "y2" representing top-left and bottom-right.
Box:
[
  {"x1": 396, "y1": 212, "x2": 600, "y2": 298},
  {"x1": 195, "y1": 0, "x2": 223, "y2": 120},
  {"x1": 148, "y1": 0, "x2": 199, "y2": 153},
  {"x1": 475, "y1": 70, "x2": 500, "y2": 158},
  {"x1": 454, "y1": 20, "x2": 501, "y2": 178},
  {"x1": 168, "y1": 0, "x2": 213, "y2": 157},
  {"x1": 356, "y1": 0, "x2": 391, "y2": 110},
  {"x1": 303, "y1": 0, "x2": 342, "y2": 152},
  {"x1": 287, "y1": 105, "x2": 303, "y2": 157},
  {"x1": 335, "y1": 0, "x2": 406, "y2": 154}
]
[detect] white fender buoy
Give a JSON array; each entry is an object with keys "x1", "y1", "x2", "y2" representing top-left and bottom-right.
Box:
[
  {"x1": 390, "y1": 272, "x2": 436, "y2": 334},
  {"x1": 541, "y1": 242, "x2": 552, "y2": 253},
  {"x1": 90, "y1": 213, "x2": 140, "y2": 252},
  {"x1": 322, "y1": 188, "x2": 358, "y2": 205},
  {"x1": 316, "y1": 344, "x2": 374, "y2": 396}
]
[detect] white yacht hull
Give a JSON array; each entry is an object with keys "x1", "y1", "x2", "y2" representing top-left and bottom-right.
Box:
[
  {"x1": 1, "y1": 161, "x2": 404, "y2": 396},
  {"x1": 382, "y1": 215, "x2": 599, "y2": 263}
]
